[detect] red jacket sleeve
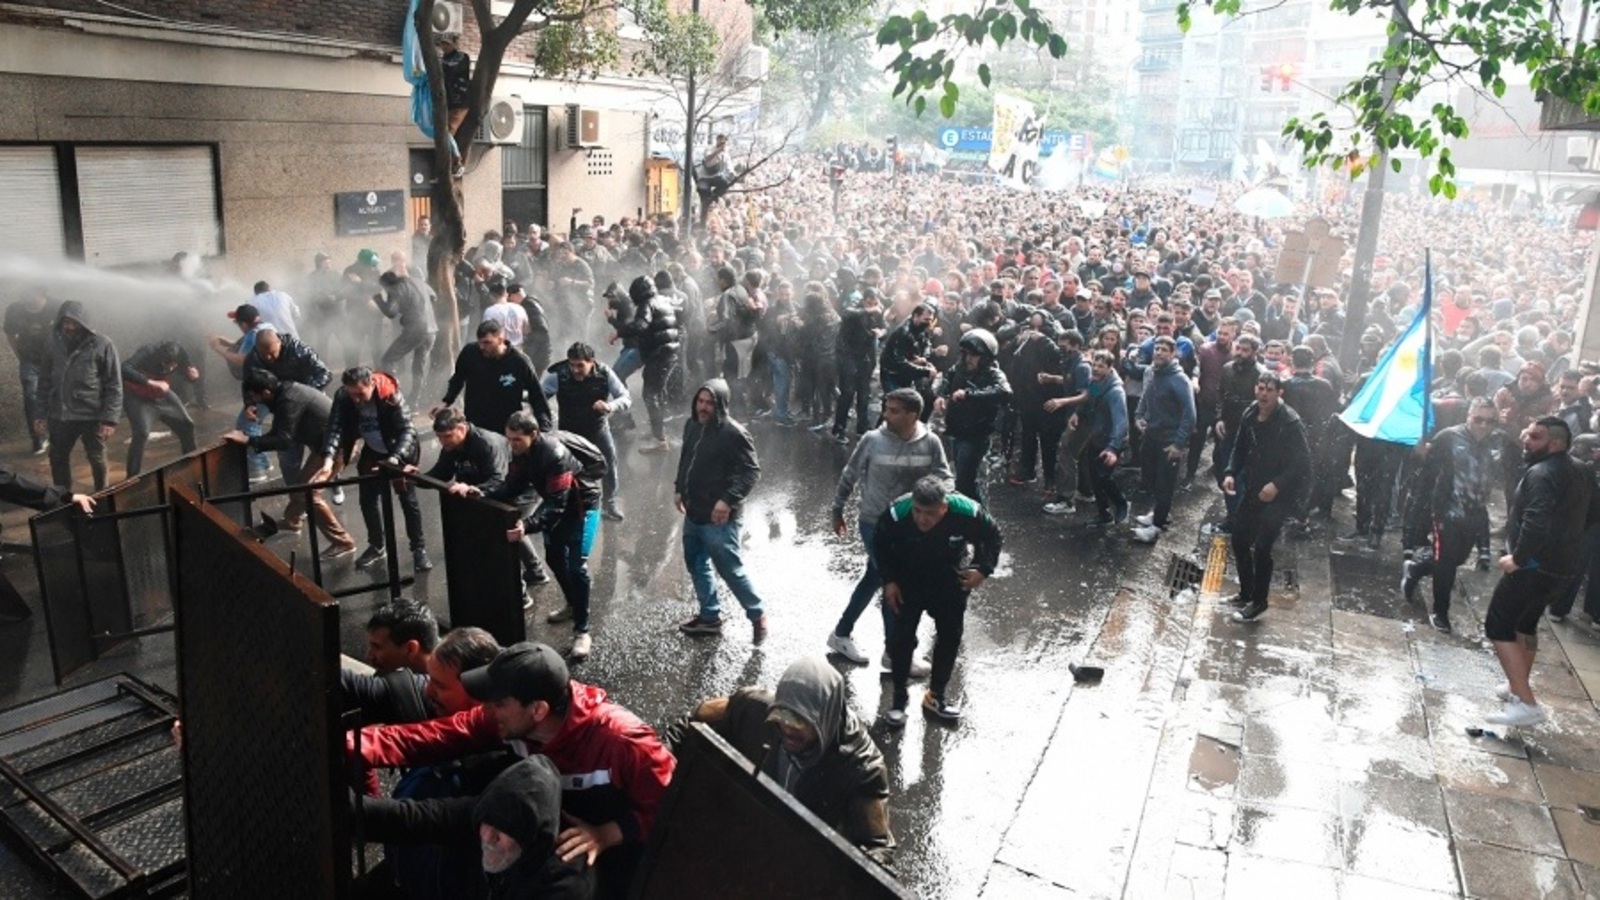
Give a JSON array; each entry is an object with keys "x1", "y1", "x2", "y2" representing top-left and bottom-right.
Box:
[
  {"x1": 609, "y1": 719, "x2": 677, "y2": 844},
  {"x1": 357, "y1": 704, "x2": 502, "y2": 769}
]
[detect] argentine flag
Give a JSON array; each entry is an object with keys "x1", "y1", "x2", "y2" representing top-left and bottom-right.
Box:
[{"x1": 1339, "y1": 252, "x2": 1434, "y2": 446}]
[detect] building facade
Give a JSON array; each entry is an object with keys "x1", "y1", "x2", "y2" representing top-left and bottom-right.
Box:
[{"x1": 0, "y1": 0, "x2": 751, "y2": 278}]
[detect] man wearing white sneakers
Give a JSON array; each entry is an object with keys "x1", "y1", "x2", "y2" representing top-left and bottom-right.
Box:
[
  {"x1": 1132, "y1": 337, "x2": 1196, "y2": 544},
  {"x1": 827, "y1": 388, "x2": 951, "y2": 678},
  {"x1": 1484, "y1": 417, "x2": 1592, "y2": 727}
]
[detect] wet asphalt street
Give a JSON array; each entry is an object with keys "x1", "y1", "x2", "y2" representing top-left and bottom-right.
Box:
[{"x1": 8, "y1": 405, "x2": 1600, "y2": 897}]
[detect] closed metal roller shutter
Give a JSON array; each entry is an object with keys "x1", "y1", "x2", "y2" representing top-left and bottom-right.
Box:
[
  {"x1": 0, "y1": 146, "x2": 66, "y2": 260},
  {"x1": 77, "y1": 146, "x2": 219, "y2": 268}
]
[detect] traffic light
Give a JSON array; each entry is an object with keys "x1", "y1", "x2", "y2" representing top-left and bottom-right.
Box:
[{"x1": 1260, "y1": 63, "x2": 1296, "y2": 92}]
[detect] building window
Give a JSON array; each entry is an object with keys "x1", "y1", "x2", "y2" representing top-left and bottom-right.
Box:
[{"x1": 502, "y1": 107, "x2": 548, "y2": 187}]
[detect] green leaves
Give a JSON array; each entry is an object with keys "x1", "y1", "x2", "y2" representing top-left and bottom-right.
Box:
[
  {"x1": 879, "y1": 3, "x2": 1068, "y2": 118},
  {"x1": 1171, "y1": 0, "x2": 1600, "y2": 195}
]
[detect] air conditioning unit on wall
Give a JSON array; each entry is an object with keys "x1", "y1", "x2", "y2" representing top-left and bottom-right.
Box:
[
  {"x1": 480, "y1": 96, "x2": 525, "y2": 145},
  {"x1": 736, "y1": 46, "x2": 770, "y2": 83},
  {"x1": 565, "y1": 105, "x2": 604, "y2": 149},
  {"x1": 431, "y1": 1, "x2": 464, "y2": 36}
]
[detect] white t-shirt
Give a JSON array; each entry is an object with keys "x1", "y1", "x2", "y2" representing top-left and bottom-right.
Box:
[{"x1": 481, "y1": 301, "x2": 530, "y2": 346}]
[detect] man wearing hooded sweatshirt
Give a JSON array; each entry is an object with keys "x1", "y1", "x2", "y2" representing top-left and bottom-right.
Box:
[
  {"x1": 666, "y1": 656, "x2": 896, "y2": 871},
  {"x1": 827, "y1": 387, "x2": 952, "y2": 671},
  {"x1": 1131, "y1": 336, "x2": 1195, "y2": 544},
  {"x1": 474, "y1": 757, "x2": 596, "y2": 899},
  {"x1": 35, "y1": 301, "x2": 121, "y2": 491},
  {"x1": 674, "y1": 379, "x2": 769, "y2": 643}
]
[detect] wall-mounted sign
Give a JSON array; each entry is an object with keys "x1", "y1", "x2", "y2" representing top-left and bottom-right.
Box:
[{"x1": 334, "y1": 190, "x2": 405, "y2": 236}]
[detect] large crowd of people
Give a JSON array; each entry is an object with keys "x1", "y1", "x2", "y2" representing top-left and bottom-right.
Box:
[{"x1": 6, "y1": 160, "x2": 1600, "y2": 897}]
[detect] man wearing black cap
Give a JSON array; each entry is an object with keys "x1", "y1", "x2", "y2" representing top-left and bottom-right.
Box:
[{"x1": 355, "y1": 641, "x2": 676, "y2": 897}]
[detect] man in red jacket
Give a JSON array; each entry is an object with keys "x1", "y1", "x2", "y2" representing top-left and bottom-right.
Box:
[{"x1": 354, "y1": 642, "x2": 674, "y2": 896}]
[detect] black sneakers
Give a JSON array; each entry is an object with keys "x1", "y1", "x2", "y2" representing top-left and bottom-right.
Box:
[
  {"x1": 1233, "y1": 600, "x2": 1268, "y2": 622},
  {"x1": 922, "y1": 691, "x2": 962, "y2": 723}
]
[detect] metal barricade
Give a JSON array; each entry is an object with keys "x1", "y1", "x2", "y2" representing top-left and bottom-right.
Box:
[
  {"x1": 169, "y1": 484, "x2": 350, "y2": 899},
  {"x1": 633, "y1": 723, "x2": 911, "y2": 900},
  {"x1": 31, "y1": 443, "x2": 249, "y2": 685},
  {"x1": 407, "y1": 470, "x2": 526, "y2": 647}
]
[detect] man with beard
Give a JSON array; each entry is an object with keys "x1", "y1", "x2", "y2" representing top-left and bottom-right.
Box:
[
  {"x1": 437, "y1": 320, "x2": 552, "y2": 437},
  {"x1": 1221, "y1": 373, "x2": 1312, "y2": 622},
  {"x1": 674, "y1": 380, "x2": 769, "y2": 643},
  {"x1": 1483, "y1": 418, "x2": 1592, "y2": 727},
  {"x1": 35, "y1": 302, "x2": 121, "y2": 492},
  {"x1": 1401, "y1": 398, "x2": 1512, "y2": 633},
  {"x1": 541, "y1": 344, "x2": 629, "y2": 522},
  {"x1": 1213, "y1": 334, "x2": 1264, "y2": 527},
  {"x1": 665, "y1": 657, "x2": 895, "y2": 870},
  {"x1": 878, "y1": 302, "x2": 940, "y2": 416},
  {"x1": 1131, "y1": 337, "x2": 1196, "y2": 545}
]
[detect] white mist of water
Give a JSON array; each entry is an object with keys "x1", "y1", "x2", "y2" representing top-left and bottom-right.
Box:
[{"x1": 0, "y1": 253, "x2": 254, "y2": 357}]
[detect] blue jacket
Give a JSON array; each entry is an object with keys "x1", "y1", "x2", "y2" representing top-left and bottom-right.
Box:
[
  {"x1": 1086, "y1": 371, "x2": 1128, "y2": 453},
  {"x1": 1135, "y1": 359, "x2": 1195, "y2": 447}
]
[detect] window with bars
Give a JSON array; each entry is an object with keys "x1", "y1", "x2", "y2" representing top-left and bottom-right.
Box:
[{"x1": 501, "y1": 106, "x2": 548, "y2": 187}]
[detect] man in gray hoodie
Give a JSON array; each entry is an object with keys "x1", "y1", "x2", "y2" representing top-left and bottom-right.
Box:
[
  {"x1": 35, "y1": 301, "x2": 121, "y2": 491},
  {"x1": 1132, "y1": 336, "x2": 1196, "y2": 544},
  {"x1": 827, "y1": 387, "x2": 952, "y2": 672}
]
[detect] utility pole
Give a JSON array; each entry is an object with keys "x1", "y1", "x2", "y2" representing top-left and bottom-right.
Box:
[
  {"x1": 1338, "y1": 0, "x2": 1406, "y2": 370},
  {"x1": 680, "y1": 0, "x2": 700, "y2": 235}
]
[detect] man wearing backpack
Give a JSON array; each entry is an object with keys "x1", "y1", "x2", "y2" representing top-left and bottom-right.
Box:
[{"x1": 478, "y1": 411, "x2": 606, "y2": 661}]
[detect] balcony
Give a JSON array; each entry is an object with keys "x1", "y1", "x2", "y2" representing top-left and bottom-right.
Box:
[{"x1": 1134, "y1": 54, "x2": 1178, "y2": 72}]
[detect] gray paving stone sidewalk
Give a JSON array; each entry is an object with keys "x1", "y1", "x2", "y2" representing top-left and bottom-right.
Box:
[{"x1": 986, "y1": 533, "x2": 1600, "y2": 898}]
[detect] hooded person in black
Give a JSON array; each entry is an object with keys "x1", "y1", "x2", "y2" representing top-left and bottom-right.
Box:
[
  {"x1": 475, "y1": 756, "x2": 595, "y2": 900},
  {"x1": 665, "y1": 657, "x2": 896, "y2": 871},
  {"x1": 37, "y1": 300, "x2": 121, "y2": 491},
  {"x1": 674, "y1": 379, "x2": 769, "y2": 642}
]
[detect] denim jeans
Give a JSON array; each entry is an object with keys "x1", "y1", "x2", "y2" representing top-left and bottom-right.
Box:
[
  {"x1": 950, "y1": 436, "x2": 988, "y2": 507},
  {"x1": 833, "y1": 356, "x2": 872, "y2": 435},
  {"x1": 833, "y1": 519, "x2": 898, "y2": 647},
  {"x1": 613, "y1": 347, "x2": 642, "y2": 381},
  {"x1": 769, "y1": 355, "x2": 792, "y2": 421},
  {"x1": 47, "y1": 419, "x2": 108, "y2": 491},
  {"x1": 357, "y1": 448, "x2": 425, "y2": 552},
  {"x1": 682, "y1": 518, "x2": 765, "y2": 622},
  {"x1": 237, "y1": 406, "x2": 269, "y2": 474},
  {"x1": 18, "y1": 360, "x2": 41, "y2": 444},
  {"x1": 545, "y1": 510, "x2": 597, "y2": 632},
  {"x1": 590, "y1": 423, "x2": 620, "y2": 503}
]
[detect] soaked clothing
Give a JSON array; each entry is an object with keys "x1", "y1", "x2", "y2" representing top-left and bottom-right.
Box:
[{"x1": 664, "y1": 658, "x2": 895, "y2": 871}]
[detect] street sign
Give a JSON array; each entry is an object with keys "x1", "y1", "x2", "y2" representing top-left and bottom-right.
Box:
[
  {"x1": 1274, "y1": 217, "x2": 1347, "y2": 288},
  {"x1": 333, "y1": 189, "x2": 405, "y2": 236}
]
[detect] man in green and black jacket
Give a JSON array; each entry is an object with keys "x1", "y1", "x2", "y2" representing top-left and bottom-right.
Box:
[{"x1": 875, "y1": 475, "x2": 1002, "y2": 727}]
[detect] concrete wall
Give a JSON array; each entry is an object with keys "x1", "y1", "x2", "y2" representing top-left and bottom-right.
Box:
[{"x1": 545, "y1": 106, "x2": 651, "y2": 236}]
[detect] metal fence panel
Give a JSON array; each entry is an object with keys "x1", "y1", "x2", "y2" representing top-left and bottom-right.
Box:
[
  {"x1": 169, "y1": 485, "x2": 348, "y2": 899},
  {"x1": 418, "y1": 474, "x2": 525, "y2": 646},
  {"x1": 632, "y1": 724, "x2": 912, "y2": 900},
  {"x1": 31, "y1": 443, "x2": 249, "y2": 684}
]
